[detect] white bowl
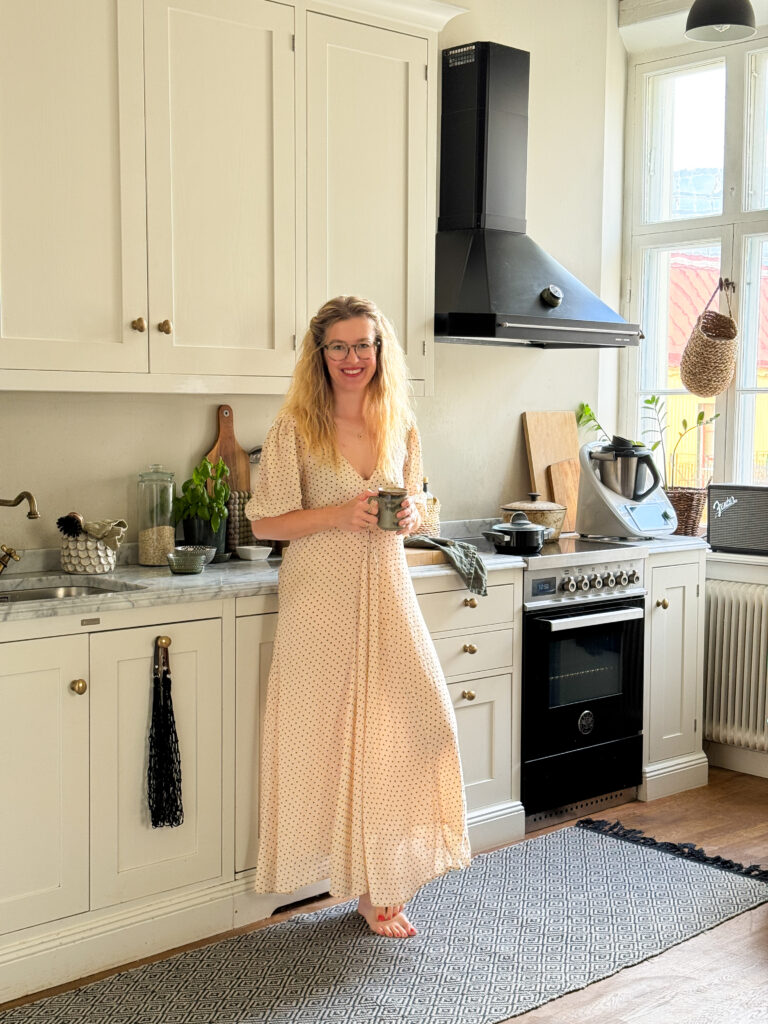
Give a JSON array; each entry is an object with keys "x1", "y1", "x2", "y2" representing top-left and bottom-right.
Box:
[{"x1": 236, "y1": 544, "x2": 273, "y2": 560}]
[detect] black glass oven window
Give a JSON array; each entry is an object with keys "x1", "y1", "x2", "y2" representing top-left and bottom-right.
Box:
[{"x1": 548, "y1": 631, "x2": 622, "y2": 708}]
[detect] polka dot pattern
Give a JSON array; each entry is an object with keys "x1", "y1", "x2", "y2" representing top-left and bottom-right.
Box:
[{"x1": 244, "y1": 414, "x2": 472, "y2": 906}]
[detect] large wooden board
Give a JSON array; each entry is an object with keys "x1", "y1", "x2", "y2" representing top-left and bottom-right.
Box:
[
  {"x1": 547, "y1": 458, "x2": 580, "y2": 534},
  {"x1": 204, "y1": 405, "x2": 251, "y2": 492},
  {"x1": 522, "y1": 411, "x2": 580, "y2": 500}
]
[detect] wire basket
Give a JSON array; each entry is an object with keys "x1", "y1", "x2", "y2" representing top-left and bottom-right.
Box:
[{"x1": 665, "y1": 487, "x2": 707, "y2": 537}]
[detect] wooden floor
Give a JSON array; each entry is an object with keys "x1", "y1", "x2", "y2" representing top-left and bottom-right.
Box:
[{"x1": 3, "y1": 767, "x2": 768, "y2": 1021}]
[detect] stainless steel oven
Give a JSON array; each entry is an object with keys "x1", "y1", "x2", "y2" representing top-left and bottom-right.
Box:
[{"x1": 519, "y1": 543, "x2": 647, "y2": 817}]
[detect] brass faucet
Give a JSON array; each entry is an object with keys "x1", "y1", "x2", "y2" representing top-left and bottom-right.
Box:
[
  {"x1": 0, "y1": 491, "x2": 40, "y2": 518},
  {"x1": 0, "y1": 491, "x2": 40, "y2": 574}
]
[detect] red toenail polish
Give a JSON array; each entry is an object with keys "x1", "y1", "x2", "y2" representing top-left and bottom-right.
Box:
[{"x1": 377, "y1": 914, "x2": 384, "y2": 921}]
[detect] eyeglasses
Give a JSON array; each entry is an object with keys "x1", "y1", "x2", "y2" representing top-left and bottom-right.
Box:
[{"x1": 322, "y1": 340, "x2": 379, "y2": 361}]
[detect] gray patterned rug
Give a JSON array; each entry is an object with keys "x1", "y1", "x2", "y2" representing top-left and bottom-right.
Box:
[{"x1": 4, "y1": 820, "x2": 768, "y2": 1023}]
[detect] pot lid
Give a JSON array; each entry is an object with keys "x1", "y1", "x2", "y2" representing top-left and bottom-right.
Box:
[
  {"x1": 501, "y1": 491, "x2": 565, "y2": 512},
  {"x1": 491, "y1": 511, "x2": 546, "y2": 535}
]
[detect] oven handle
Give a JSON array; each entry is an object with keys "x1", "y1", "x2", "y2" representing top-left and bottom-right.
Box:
[{"x1": 542, "y1": 607, "x2": 644, "y2": 632}]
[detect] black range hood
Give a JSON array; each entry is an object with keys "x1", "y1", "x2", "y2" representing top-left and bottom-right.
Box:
[{"x1": 435, "y1": 42, "x2": 640, "y2": 349}]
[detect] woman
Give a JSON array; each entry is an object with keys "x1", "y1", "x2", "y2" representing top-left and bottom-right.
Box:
[{"x1": 245, "y1": 296, "x2": 471, "y2": 939}]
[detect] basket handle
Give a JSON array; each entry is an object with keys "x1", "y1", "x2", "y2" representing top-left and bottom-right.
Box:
[{"x1": 705, "y1": 277, "x2": 736, "y2": 317}]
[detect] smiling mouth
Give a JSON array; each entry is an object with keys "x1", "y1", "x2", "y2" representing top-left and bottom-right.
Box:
[{"x1": 341, "y1": 368, "x2": 365, "y2": 376}]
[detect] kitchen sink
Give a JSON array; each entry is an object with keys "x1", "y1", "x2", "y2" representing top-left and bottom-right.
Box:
[{"x1": 0, "y1": 579, "x2": 146, "y2": 603}]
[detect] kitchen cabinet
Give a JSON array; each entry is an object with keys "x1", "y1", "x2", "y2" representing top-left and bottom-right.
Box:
[
  {"x1": 641, "y1": 549, "x2": 708, "y2": 800},
  {"x1": 1, "y1": 0, "x2": 454, "y2": 394},
  {"x1": 0, "y1": 635, "x2": 89, "y2": 936},
  {"x1": 0, "y1": 0, "x2": 294, "y2": 382},
  {"x1": 306, "y1": 13, "x2": 430, "y2": 382},
  {"x1": 89, "y1": 618, "x2": 224, "y2": 908},
  {"x1": 235, "y1": 610, "x2": 276, "y2": 873}
]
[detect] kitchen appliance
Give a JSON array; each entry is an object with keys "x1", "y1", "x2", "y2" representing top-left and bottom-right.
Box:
[
  {"x1": 434, "y1": 42, "x2": 641, "y2": 349},
  {"x1": 707, "y1": 483, "x2": 768, "y2": 555},
  {"x1": 575, "y1": 438, "x2": 677, "y2": 539}
]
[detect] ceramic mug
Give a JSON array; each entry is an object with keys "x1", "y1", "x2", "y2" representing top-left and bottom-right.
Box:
[{"x1": 367, "y1": 486, "x2": 407, "y2": 531}]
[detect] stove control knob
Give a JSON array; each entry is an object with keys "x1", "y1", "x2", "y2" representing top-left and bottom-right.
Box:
[
  {"x1": 576, "y1": 574, "x2": 590, "y2": 591},
  {"x1": 628, "y1": 569, "x2": 641, "y2": 585},
  {"x1": 589, "y1": 573, "x2": 603, "y2": 590},
  {"x1": 618, "y1": 571, "x2": 629, "y2": 587},
  {"x1": 561, "y1": 575, "x2": 577, "y2": 593},
  {"x1": 602, "y1": 572, "x2": 616, "y2": 588}
]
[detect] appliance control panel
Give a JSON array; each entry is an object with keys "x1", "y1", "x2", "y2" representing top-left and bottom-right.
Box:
[{"x1": 523, "y1": 556, "x2": 646, "y2": 609}]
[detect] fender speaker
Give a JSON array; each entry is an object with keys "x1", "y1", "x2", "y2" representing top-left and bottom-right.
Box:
[{"x1": 707, "y1": 483, "x2": 768, "y2": 555}]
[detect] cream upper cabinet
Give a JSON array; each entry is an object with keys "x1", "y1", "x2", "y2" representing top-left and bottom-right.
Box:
[
  {"x1": 144, "y1": 0, "x2": 295, "y2": 376},
  {"x1": 0, "y1": 0, "x2": 148, "y2": 372},
  {"x1": 0, "y1": 635, "x2": 90, "y2": 935},
  {"x1": 306, "y1": 13, "x2": 430, "y2": 380}
]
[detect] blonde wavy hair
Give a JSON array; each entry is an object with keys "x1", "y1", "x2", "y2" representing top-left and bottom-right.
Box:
[{"x1": 281, "y1": 295, "x2": 414, "y2": 483}]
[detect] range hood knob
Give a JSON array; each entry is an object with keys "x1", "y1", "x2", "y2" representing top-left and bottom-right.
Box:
[{"x1": 540, "y1": 285, "x2": 563, "y2": 308}]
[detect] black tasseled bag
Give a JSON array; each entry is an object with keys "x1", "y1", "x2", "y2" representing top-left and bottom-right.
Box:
[{"x1": 147, "y1": 637, "x2": 184, "y2": 828}]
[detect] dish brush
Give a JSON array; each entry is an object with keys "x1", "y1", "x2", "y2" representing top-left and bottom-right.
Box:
[{"x1": 56, "y1": 512, "x2": 85, "y2": 538}]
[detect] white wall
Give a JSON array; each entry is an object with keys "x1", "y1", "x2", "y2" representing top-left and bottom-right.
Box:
[{"x1": 1, "y1": 0, "x2": 628, "y2": 552}]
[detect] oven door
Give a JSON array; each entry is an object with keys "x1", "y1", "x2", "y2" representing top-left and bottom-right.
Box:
[{"x1": 522, "y1": 596, "x2": 644, "y2": 762}]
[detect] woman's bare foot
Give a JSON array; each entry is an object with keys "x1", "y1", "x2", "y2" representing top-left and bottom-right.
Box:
[{"x1": 356, "y1": 892, "x2": 417, "y2": 938}]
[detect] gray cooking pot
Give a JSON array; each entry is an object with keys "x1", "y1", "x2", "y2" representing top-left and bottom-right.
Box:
[{"x1": 483, "y1": 512, "x2": 554, "y2": 555}]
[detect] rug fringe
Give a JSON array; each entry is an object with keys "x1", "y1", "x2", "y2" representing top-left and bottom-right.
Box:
[{"x1": 576, "y1": 818, "x2": 768, "y2": 883}]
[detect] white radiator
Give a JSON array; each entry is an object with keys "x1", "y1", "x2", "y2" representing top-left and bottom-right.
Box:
[{"x1": 704, "y1": 580, "x2": 768, "y2": 751}]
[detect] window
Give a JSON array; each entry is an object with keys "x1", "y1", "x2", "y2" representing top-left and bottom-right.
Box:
[{"x1": 624, "y1": 35, "x2": 768, "y2": 488}]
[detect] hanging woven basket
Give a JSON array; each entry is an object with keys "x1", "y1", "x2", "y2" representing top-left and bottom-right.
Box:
[{"x1": 679, "y1": 278, "x2": 738, "y2": 398}]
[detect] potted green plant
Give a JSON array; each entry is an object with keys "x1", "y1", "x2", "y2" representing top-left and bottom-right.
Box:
[{"x1": 173, "y1": 456, "x2": 231, "y2": 554}]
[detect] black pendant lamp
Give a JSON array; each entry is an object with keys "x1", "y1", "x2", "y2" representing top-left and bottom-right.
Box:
[{"x1": 685, "y1": 0, "x2": 757, "y2": 40}]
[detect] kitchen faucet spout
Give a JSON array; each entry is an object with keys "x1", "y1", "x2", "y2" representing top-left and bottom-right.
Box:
[{"x1": 0, "y1": 491, "x2": 40, "y2": 519}]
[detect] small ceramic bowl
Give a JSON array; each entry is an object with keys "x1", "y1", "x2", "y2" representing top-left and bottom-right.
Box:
[
  {"x1": 167, "y1": 550, "x2": 206, "y2": 575},
  {"x1": 236, "y1": 544, "x2": 273, "y2": 560},
  {"x1": 174, "y1": 544, "x2": 217, "y2": 565}
]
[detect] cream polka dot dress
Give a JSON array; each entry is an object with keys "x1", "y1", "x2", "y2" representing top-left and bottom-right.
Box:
[{"x1": 244, "y1": 414, "x2": 472, "y2": 907}]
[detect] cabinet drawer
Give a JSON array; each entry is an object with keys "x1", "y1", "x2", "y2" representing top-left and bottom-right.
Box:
[
  {"x1": 433, "y1": 628, "x2": 513, "y2": 677},
  {"x1": 419, "y1": 583, "x2": 514, "y2": 633}
]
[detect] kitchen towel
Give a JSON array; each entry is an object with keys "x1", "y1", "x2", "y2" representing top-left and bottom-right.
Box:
[{"x1": 404, "y1": 535, "x2": 487, "y2": 596}]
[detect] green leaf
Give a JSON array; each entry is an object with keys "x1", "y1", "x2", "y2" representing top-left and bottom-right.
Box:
[{"x1": 681, "y1": 418, "x2": 688, "y2": 430}]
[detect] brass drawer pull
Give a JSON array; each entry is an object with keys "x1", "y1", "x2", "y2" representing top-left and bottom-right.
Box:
[
  {"x1": 131, "y1": 316, "x2": 146, "y2": 332},
  {"x1": 463, "y1": 597, "x2": 478, "y2": 608},
  {"x1": 70, "y1": 679, "x2": 88, "y2": 695},
  {"x1": 461, "y1": 689, "x2": 476, "y2": 701},
  {"x1": 158, "y1": 319, "x2": 173, "y2": 334},
  {"x1": 156, "y1": 635, "x2": 172, "y2": 647},
  {"x1": 462, "y1": 643, "x2": 478, "y2": 654},
  {"x1": 656, "y1": 597, "x2": 669, "y2": 609}
]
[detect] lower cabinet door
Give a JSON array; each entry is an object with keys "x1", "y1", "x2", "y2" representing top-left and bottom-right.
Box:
[
  {"x1": 449, "y1": 672, "x2": 512, "y2": 812},
  {"x1": 0, "y1": 635, "x2": 89, "y2": 935},
  {"x1": 89, "y1": 619, "x2": 222, "y2": 908},
  {"x1": 235, "y1": 613, "x2": 276, "y2": 873}
]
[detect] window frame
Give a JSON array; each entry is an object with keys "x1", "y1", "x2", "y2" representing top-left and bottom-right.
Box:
[{"x1": 620, "y1": 29, "x2": 768, "y2": 486}]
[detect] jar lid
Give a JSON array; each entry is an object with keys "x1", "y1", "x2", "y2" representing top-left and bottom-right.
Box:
[
  {"x1": 501, "y1": 491, "x2": 565, "y2": 513},
  {"x1": 139, "y1": 464, "x2": 174, "y2": 481}
]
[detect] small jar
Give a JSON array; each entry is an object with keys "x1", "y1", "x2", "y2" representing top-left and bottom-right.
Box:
[{"x1": 137, "y1": 465, "x2": 176, "y2": 565}]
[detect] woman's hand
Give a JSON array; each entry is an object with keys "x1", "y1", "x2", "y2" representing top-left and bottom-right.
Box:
[
  {"x1": 334, "y1": 490, "x2": 380, "y2": 532},
  {"x1": 396, "y1": 496, "x2": 422, "y2": 536}
]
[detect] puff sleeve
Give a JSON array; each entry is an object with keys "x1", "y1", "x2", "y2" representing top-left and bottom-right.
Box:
[
  {"x1": 404, "y1": 424, "x2": 426, "y2": 508},
  {"x1": 245, "y1": 415, "x2": 304, "y2": 521}
]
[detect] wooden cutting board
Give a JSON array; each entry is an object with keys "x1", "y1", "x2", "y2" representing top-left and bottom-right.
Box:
[
  {"x1": 547, "y1": 458, "x2": 580, "y2": 534},
  {"x1": 522, "y1": 411, "x2": 580, "y2": 500},
  {"x1": 404, "y1": 547, "x2": 449, "y2": 566},
  {"x1": 204, "y1": 405, "x2": 251, "y2": 492}
]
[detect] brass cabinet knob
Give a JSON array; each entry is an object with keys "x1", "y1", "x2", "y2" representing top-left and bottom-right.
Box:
[
  {"x1": 156, "y1": 635, "x2": 171, "y2": 648},
  {"x1": 70, "y1": 679, "x2": 88, "y2": 695},
  {"x1": 462, "y1": 643, "x2": 478, "y2": 654},
  {"x1": 158, "y1": 319, "x2": 173, "y2": 334},
  {"x1": 461, "y1": 689, "x2": 477, "y2": 701},
  {"x1": 656, "y1": 597, "x2": 669, "y2": 609},
  {"x1": 463, "y1": 597, "x2": 478, "y2": 608},
  {"x1": 130, "y1": 317, "x2": 146, "y2": 332}
]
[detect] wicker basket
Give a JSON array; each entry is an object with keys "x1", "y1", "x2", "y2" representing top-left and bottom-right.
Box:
[
  {"x1": 665, "y1": 487, "x2": 707, "y2": 537},
  {"x1": 417, "y1": 496, "x2": 441, "y2": 538},
  {"x1": 680, "y1": 305, "x2": 738, "y2": 399}
]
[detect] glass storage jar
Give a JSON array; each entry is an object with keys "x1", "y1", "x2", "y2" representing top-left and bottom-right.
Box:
[{"x1": 137, "y1": 465, "x2": 175, "y2": 566}]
